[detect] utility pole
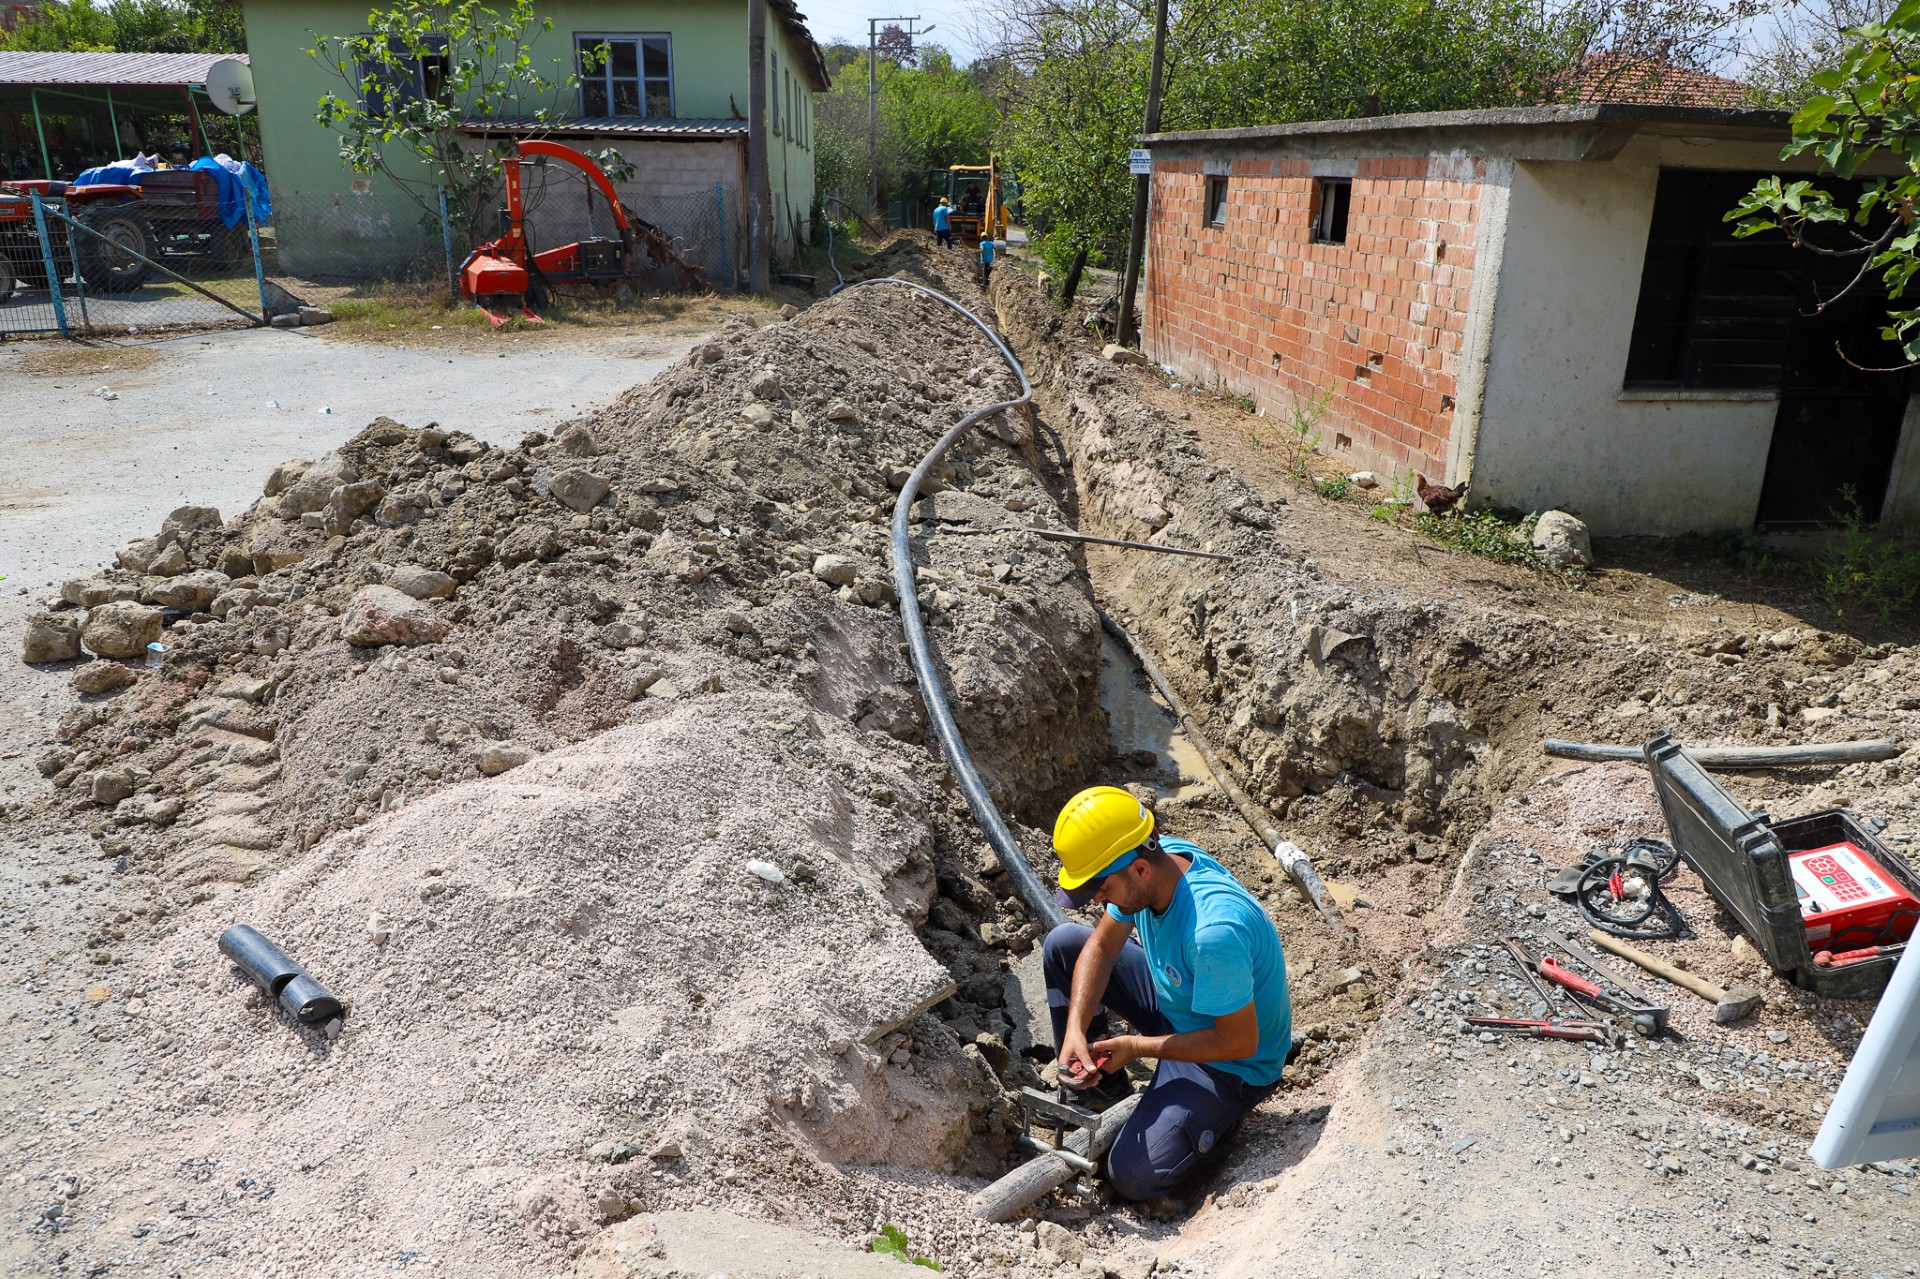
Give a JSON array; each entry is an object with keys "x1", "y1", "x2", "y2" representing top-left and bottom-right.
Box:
[
  {"x1": 1116, "y1": 0, "x2": 1169, "y2": 348},
  {"x1": 748, "y1": 0, "x2": 771, "y2": 292},
  {"x1": 867, "y1": 15, "x2": 925, "y2": 219}
]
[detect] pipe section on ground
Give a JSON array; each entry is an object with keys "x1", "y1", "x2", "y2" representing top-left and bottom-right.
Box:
[
  {"x1": 855, "y1": 277, "x2": 1066, "y2": 934},
  {"x1": 219, "y1": 924, "x2": 343, "y2": 1025},
  {"x1": 1545, "y1": 738, "x2": 1898, "y2": 769}
]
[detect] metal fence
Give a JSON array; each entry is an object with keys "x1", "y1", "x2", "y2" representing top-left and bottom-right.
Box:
[{"x1": 2, "y1": 173, "x2": 740, "y2": 340}]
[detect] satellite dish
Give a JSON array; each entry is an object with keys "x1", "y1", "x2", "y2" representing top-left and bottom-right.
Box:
[{"x1": 203, "y1": 59, "x2": 256, "y2": 116}]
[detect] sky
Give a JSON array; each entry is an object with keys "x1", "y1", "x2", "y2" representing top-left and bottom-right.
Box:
[{"x1": 792, "y1": 1, "x2": 990, "y2": 66}]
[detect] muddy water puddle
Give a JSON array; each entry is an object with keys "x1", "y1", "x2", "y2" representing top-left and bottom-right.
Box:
[{"x1": 1098, "y1": 633, "x2": 1212, "y2": 803}]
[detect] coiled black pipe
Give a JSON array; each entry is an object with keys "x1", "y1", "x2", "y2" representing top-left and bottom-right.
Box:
[{"x1": 842, "y1": 277, "x2": 1066, "y2": 932}]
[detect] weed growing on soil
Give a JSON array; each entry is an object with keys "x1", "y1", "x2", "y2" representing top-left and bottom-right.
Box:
[
  {"x1": 1282, "y1": 384, "x2": 1335, "y2": 479},
  {"x1": 873, "y1": 1225, "x2": 942, "y2": 1270},
  {"x1": 1819, "y1": 485, "x2": 1920, "y2": 620},
  {"x1": 1315, "y1": 473, "x2": 1352, "y2": 500},
  {"x1": 1414, "y1": 507, "x2": 1546, "y2": 570}
]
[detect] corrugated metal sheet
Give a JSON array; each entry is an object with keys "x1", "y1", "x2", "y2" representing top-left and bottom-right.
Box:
[
  {"x1": 0, "y1": 51, "x2": 247, "y2": 88},
  {"x1": 460, "y1": 117, "x2": 748, "y2": 139}
]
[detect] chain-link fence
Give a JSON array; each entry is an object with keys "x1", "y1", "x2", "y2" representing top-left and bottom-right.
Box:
[
  {"x1": 2, "y1": 170, "x2": 741, "y2": 340},
  {"x1": 2, "y1": 178, "x2": 272, "y2": 339}
]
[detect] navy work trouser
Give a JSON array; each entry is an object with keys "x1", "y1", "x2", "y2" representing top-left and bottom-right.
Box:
[{"x1": 1042, "y1": 922, "x2": 1278, "y2": 1200}]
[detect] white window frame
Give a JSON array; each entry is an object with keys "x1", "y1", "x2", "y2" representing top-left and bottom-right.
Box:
[{"x1": 575, "y1": 32, "x2": 673, "y2": 119}]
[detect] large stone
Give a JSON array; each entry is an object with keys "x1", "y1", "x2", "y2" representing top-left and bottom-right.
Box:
[
  {"x1": 554, "y1": 424, "x2": 603, "y2": 457},
  {"x1": 72, "y1": 662, "x2": 138, "y2": 695},
  {"x1": 263, "y1": 459, "x2": 312, "y2": 498},
  {"x1": 325, "y1": 479, "x2": 387, "y2": 534},
  {"x1": 243, "y1": 522, "x2": 312, "y2": 574},
  {"x1": 340, "y1": 585, "x2": 450, "y2": 648},
  {"x1": 1531, "y1": 509, "x2": 1593, "y2": 569},
  {"x1": 82, "y1": 601, "x2": 163, "y2": 659},
  {"x1": 812, "y1": 554, "x2": 859, "y2": 587},
  {"x1": 61, "y1": 574, "x2": 140, "y2": 608},
  {"x1": 551, "y1": 469, "x2": 612, "y2": 513},
  {"x1": 91, "y1": 768, "x2": 135, "y2": 806},
  {"x1": 387, "y1": 565, "x2": 456, "y2": 600},
  {"x1": 1101, "y1": 343, "x2": 1149, "y2": 366},
  {"x1": 114, "y1": 536, "x2": 165, "y2": 573},
  {"x1": 161, "y1": 505, "x2": 223, "y2": 536},
  {"x1": 23, "y1": 612, "x2": 83, "y2": 664},
  {"x1": 145, "y1": 543, "x2": 189, "y2": 577},
  {"x1": 146, "y1": 569, "x2": 230, "y2": 612},
  {"x1": 476, "y1": 743, "x2": 534, "y2": 775},
  {"x1": 278, "y1": 451, "x2": 359, "y2": 515}
]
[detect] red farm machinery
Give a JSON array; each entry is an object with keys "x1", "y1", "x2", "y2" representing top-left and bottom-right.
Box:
[{"x1": 459, "y1": 139, "x2": 708, "y2": 324}]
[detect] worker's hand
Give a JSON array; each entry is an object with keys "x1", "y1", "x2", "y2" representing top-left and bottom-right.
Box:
[
  {"x1": 1088, "y1": 1034, "x2": 1141, "y2": 1073},
  {"x1": 1058, "y1": 1027, "x2": 1101, "y2": 1084}
]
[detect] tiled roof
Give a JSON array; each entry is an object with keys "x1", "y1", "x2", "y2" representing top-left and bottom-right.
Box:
[
  {"x1": 1565, "y1": 54, "x2": 1748, "y2": 108},
  {"x1": 459, "y1": 117, "x2": 748, "y2": 139},
  {"x1": 0, "y1": 51, "x2": 246, "y2": 88}
]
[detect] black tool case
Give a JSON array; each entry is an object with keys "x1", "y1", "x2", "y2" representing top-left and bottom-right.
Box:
[{"x1": 1642, "y1": 732, "x2": 1917, "y2": 1000}]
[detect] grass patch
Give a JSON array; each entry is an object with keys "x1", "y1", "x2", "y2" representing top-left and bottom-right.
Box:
[
  {"x1": 19, "y1": 344, "x2": 162, "y2": 377},
  {"x1": 1819, "y1": 485, "x2": 1920, "y2": 622},
  {"x1": 320, "y1": 281, "x2": 779, "y2": 341}
]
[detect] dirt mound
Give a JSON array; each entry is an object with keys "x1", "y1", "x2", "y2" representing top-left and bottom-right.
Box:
[{"x1": 15, "y1": 266, "x2": 1116, "y2": 1276}]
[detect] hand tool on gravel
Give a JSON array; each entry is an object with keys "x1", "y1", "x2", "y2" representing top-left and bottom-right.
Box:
[
  {"x1": 1545, "y1": 929, "x2": 1671, "y2": 1036},
  {"x1": 1465, "y1": 1016, "x2": 1610, "y2": 1044},
  {"x1": 1502, "y1": 936, "x2": 1567, "y2": 1018},
  {"x1": 1536, "y1": 954, "x2": 1666, "y2": 1037},
  {"x1": 1587, "y1": 929, "x2": 1765, "y2": 1023}
]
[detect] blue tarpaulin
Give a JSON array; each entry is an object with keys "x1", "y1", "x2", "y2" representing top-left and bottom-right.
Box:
[
  {"x1": 69, "y1": 158, "x2": 274, "y2": 228},
  {"x1": 188, "y1": 158, "x2": 273, "y2": 228}
]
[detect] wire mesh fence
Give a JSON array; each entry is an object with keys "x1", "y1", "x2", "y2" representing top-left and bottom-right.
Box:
[
  {"x1": 2, "y1": 180, "x2": 270, "y2": 339},
  {"x1": 2, "y1": 169, "x2": 742, "y2": 341}
]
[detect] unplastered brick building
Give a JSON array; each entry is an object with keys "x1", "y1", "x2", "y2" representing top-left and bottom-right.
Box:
[{"x1": 1142, "y1": 104, "x2": 1915, "y2": 535}]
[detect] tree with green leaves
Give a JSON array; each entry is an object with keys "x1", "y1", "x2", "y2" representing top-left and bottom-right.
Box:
[
  {"x1": 0, "y1": 0, "x2": 245, "y2": 53},
  {"x1": 1730, "y1": 0, "x2": 1920, "y2": 361},
  {"x1": 310, "y1": 0, "x2": 628, "y2": 244},
  {"x1": 813, "y1": 45, "x2": 997, "y2": 219}
]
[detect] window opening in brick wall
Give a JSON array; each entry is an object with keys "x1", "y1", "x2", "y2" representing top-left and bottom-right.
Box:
[
  {"x1": 1205, "y1": 176, "x2": 1228, "y2": 227},
  {"x1": 1313, "y1": 178, "x2": 1351, "y2": 244},
  {"x1": 357, "y1": 34, "x2": 450, "y2": 118},
  {"x1": 576, "y1": 34, "x2": 673, "y2": 117}
]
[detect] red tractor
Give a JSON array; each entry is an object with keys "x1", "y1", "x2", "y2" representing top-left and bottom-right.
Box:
[
  {"x1": 1, "y1": 168, "x2": 249, "y2": 300},
  {"x1": 459, "y1": 138, "x2": 705, "y2": 324}
]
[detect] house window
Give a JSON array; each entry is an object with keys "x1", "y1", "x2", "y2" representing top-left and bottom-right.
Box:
[
  {"x1": 1205, "y1": 176, "x2": 1228, "y2": 227},
  {"x1": 576, "y1": 34, "x2": 672, "y2": 118},
  {"x1": 771, "y1": 52, "x2": 780, "y2": 132},
  {"x1": 1624, "y1": 168, "x2": 1808, "y2": 390},
  {"x1": 356, "y1": 34, "x2": 449, "y2": 118},
  {"x1": 1313, "y1": 178, "x2": 1351, "y2": 244}
]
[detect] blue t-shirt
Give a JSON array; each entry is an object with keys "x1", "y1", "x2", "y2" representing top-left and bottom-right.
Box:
[
  {"x1": 980, "y1": 239, "x2": 996, "y2": 264},
  {"x1": 1107, "y1": 839, "x2": 1291, "y2": 1086},
  {"x1": 932, "y1": 204, "x2": 951, "y2": 231}
]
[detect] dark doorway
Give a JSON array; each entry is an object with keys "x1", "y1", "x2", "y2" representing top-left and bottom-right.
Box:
[
  {"x1": 1755, "y1": 256, "x2": 1913, "y2": 527},
  {"x1": 1623, "y1": 168, "x2": 1914, "y2": 528}
]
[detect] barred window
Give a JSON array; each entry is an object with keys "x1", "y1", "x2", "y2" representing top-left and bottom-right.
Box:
[{"x1": 576, "y1": 34, "x2": 672, "y2": 118}]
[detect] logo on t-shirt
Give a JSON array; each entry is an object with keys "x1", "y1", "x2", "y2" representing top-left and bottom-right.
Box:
[{"x1": 1162, "y1": 962, "x2": 1184, "y2": 988}]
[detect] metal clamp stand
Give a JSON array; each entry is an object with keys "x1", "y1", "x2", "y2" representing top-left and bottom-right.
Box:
[{"x1": 1016, "y1": 1088, "x2": 1102, "y2": 1183}]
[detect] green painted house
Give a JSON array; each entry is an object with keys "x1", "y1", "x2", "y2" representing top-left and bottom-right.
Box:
[{"x1": 238, "y1": 0, "x2": 828, "y2": 285}]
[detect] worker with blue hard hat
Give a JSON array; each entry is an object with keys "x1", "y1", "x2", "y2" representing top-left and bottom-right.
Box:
[{"x1": 1045, "y1": 785, "x2": 1292, "y2": 1201}]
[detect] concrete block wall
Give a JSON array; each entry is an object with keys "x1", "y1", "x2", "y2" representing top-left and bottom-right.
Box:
[{"x1": 1144, "y1": 154, "x2": 1487, "y2": 484}]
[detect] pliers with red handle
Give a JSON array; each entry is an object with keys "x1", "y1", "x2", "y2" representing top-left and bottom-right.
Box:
[{"x1": 1466, "y1": 1016, "x2": 1610, "y2": 1044}]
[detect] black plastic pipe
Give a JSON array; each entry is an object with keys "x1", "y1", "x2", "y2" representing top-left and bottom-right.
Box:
[
  {"x1": 848, "y1": 277, "x2": 1067, "y2": 933},
  {"x1": 219, "y1": 923, "x2": 343, "y2": 1025}
]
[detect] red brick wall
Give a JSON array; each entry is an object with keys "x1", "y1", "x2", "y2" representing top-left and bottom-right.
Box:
[{"x1": 1143, "y1": 154, "x2": 1486, "y2": 484}]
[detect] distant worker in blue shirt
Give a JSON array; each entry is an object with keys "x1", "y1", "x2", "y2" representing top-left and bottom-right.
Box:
[
  {"x1": 1046, "y1": 786, "x2": 1292, "y2": 1201},
  {"x1": 979, "y1": 235, "x2": 995, "y2": 290},
  {"x1": 932, "y1": 197, "x2": 953, "y2": 249}
]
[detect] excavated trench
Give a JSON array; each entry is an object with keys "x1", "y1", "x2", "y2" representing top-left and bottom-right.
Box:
[{"x1": 17, "y1": 241, "x2": 1913, "y2": 1278}]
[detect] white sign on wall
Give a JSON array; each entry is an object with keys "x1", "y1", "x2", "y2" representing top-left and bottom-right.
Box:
[{"x1": 1128, "y1": 149, "x2": 1153, "y2": 175}]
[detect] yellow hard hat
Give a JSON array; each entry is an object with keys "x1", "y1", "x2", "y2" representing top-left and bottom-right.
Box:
[{"x1": 1054, "y1": 786, "x2": 1154, "y2": 891}]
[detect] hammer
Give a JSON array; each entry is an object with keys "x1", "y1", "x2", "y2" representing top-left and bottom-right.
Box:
[{"x1": 1588, "y1": 930, "x2": 1765, "y2": 1023}]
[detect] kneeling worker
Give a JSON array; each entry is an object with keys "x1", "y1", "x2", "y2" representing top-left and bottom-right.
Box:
[{"x1": 1045, "y1": 786, "x2": 1291, "y2": 1201}]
